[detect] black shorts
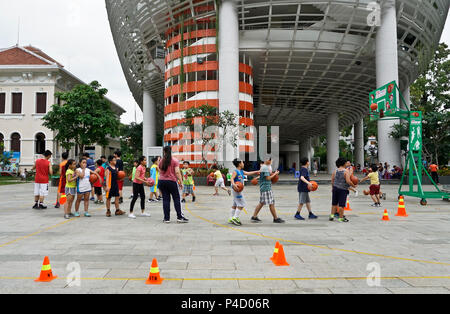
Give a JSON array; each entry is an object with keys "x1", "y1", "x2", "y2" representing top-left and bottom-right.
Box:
[
  {"x1": 94, "y1": 187, "x2": 102, "y2": 196},
  {"x1": 332, "y1": 186, "x2": 349, "y2": 208}
]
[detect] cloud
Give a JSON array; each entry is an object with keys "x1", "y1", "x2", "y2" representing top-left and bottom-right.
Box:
[{"x1": 0, "y1": 0, "x2": 142, "y2": 124}]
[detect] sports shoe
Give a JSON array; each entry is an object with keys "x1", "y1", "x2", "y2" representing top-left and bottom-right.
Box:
[
  {"x1": 141, "y1": 212, "x2": 151, "y2": 217},
  {"x1": 64, "y1": 214, "x2": 71, "y2": 219},
  {"x1": 192, "y1": 196, "x2": 196, "y2": 202},
  {"x1": 382, "y1": 193, "x2": 386, "y2": 200},
  {"x1": 106, "y1": 211, "x2": 111, "y2": 217},
  {"x1": 329, "y1": 215, "x2": 334, "y2": 221},
  {"x1": 74, "y1": 212, "x2": 80, "y2": 217},
  {"x1": 177, "y1": 217, "x2": 189, "y2": 223},
  {"x1": 338, "y1": 217, "x2": 349, "y2": 223},
  {"x1": 148, "y1": 199, "x2": 156, "y2": 203},
  {"x1": 251, "y1": 216, "x2": 262, "y2": 223},
  {"x1": 227, "y1": 190, "x2": 231, "y2": 196},
  {"x1": 181, "y1": 199, "x2": 186, "y2": 203},
  {"x1": 90, "y1": 197, "x2": 95, "y2": 201},
  {"x1": 371, "y1": 203, "x2": 378, "y2": 207},
  {"x1": 228, "y1": 218, "x2": 234, "y2": 224},
  {"x1": 231, "y1": 217, "x2": 242, "y2": 226},
  {"x1": 294, "y1": 213, "x2": 305, "y2": 220},
  {"x1": 128, "y1": 213, "x2": 136, "y2": 219},
  {"x1": 163, "y1": 220, "x2": 171, "y2": 223},
  {"x1": 273, "y1": 218, "x2": 285, "y2": 223},
  {"x1": 32, "y1": 203, "x2": 39, "y2": 209},
  {"x1": 84, "y1": 212, "x2": 91, "y2": 217},
  {"x1": 376, "y1": 203, "x2": 381, "y2": 207},
  {"x1": 115, "y1": 209, "x2": 125, "y2": 216},
  {"x1": 55, "y1": 203, "x2": 60, "y2": 209},
  {"x1": 334, "y1": 213, "x2": 340, "y2": 218},
  {"x1": 354, "y1": 190, "x2": 359, "y2": 197},
  {"x1": 39, "y1": 204, "x2": 47, "y2": 209},
  {"x1": 94, "y1": 200, "x2": 99, "y2": 204},
  {"x1": 308, "y1": 213, "x2": 318, "y2": 219}
]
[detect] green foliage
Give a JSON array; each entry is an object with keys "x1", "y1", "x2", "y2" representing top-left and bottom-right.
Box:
[
  {"x1": 120, "y1": 122, "x2": 143, "y2": 158},
  {"x1": 408, "y1": 43, "x2": 450, "y2": 165},
  {"x1": 42, "y1": 81, "x2": 120, "y2": 155},
  {"x1": 0, "y1": 150, "x2": 12, "y2": 168}
]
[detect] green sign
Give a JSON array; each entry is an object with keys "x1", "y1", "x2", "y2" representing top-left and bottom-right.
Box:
[
  {"x1": 369, "y1": 81, "x2": 398, "y2": 119},
  {"x1": 409, "y1": 112, "x2": 422, "y2": 152}
]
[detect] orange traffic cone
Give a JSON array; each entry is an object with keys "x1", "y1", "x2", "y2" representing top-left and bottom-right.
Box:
[
  {"x1": 381, "y1": 209, "x2": 390, "y2": 221},
  {"x1": 60, "y1": 193, "x2": 67, "y2": 205},
  {"x1": 145, "y1": 258, "x2": 164, "y2": 285},
  {"x1": 35, "y1": 256, "x2": 57, "y2": 282},
  {"x1": 395, "y1": 196, "x2": 408, "y2": 217},
  {"x1": 344, "y1": 198, "x2": 352, "y2": 211},
  {"x1": 270, "y1": 242, "x2": 280, "y2": 262},
  {"x1": 272, "y1": 244, "x2": 290, "y2": 266}
]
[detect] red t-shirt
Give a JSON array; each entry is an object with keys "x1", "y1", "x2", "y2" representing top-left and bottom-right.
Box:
[
  {"x1": 35, "y1": 158, "x2": 50, "y2": 184},
  {"x1": 429, "y1": 164, "x2": 438, "y2": 172},
  {"x1": 94, "y1": 166, "x2": 105, "y2": 188},
  {"x1": 159, "y1": 158, "x2": 180, "y2": 182},
  {"x1": 133, "y1": 165, "x2": 146, "y2": 184}
]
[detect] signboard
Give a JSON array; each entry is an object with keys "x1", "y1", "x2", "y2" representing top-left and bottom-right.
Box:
[
  {"x1": 146, "y1": 146, "x2": 163, "y2": 161},
  {"x1": 369, "y1": 81, "x2": 398, "y2": 119},
  {"x1": 0, "y1": 152, "x2": 21, "y2": 173},
  {"x1": 409, "y1": 112, "x2": 422, "y2": 152}
]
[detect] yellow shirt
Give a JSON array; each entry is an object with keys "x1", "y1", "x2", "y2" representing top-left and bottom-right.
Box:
[
  {"x1": 214, "y1": 170, "x2": 222, "y2": 180},
  {"x1": 66, "y1": 169, "x2": 76, "y2": 188},
  {"x1": 368, "y1": 172, "x2": 380, "y2": 185}
]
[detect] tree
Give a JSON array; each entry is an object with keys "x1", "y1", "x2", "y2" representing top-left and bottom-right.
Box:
[
  {"x1": 182, "y1": 104, "x2": 238, "y2": 168},
  {"x1": 42, "y1": 81, "x2": 121, "y2": 155},
  {"x1": 120, "y1": 122, "x2": 143, "y2": 157},
  {"x1": 390, "y1": 43, "x2": 450, "y2": 165}
]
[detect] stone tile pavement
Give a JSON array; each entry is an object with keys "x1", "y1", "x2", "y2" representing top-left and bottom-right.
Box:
[{"x1": 0, "y1": 182, "x2": 449, "y2": 294}]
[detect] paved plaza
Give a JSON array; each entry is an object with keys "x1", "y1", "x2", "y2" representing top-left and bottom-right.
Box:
[{"x1": 0, "y1": 181, "x2": 449, "y2": 294}]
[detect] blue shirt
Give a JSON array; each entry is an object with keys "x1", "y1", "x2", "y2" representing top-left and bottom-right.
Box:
[
  {"x1": 297, "y1": 167, "x2": 310, "y2": 193},
  {"x1": 86, "y1": 158, "x2": 95, "y2": 171},
  {"x1": 234, "y1": 169, "x2": 244, "y2": 183}
]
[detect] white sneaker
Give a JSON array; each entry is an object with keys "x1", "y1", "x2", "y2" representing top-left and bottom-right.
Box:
[
  {"x1": 128, "y1": 213, "x2": 136, "y2": 219},
  {"x1": 141, "y1": 212, "x2": 151, "y2": 217},
  {"x1": 354, "y1": 190, "x2": 359, "y2": 197}
]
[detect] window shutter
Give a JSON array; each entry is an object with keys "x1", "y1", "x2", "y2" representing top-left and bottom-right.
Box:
[
  {"x1": 0, "y1": 93, "x2": 5, "y2": 113},
  {"x1": 36, "y1": 93, "x2": 47, "y2": 114},
  {"x1": 12, "y1": 93, "x2": 22, "y2": 114}
]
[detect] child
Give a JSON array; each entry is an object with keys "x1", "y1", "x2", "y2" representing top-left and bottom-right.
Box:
[
  {"x1": 148, "y1": 157, "x2": 161, "y2": 202},
  {"x1": 55, "y1": 152, "x2": 68, "y2": 208},
  {"x1": 75, "y1": 158, "x2": 100, "y2": 217},
  {"x1": 181, "y1": 161, "x2": 196, "y2": 203},
  {"x1": 251, "y1": 157, "x2": 285, "y2": 224},
  {"x1": 345, "y1": 160, "x2": 358, "y2": 196},
  {"x1": 212, "y1": 165, "x2": 231, "y2": 196},
  {"x1": 360, "y1": 164, "x2": 382, "y2": 207},
  {"x1": 105, "y1": 155, "x2": 125, "y2": 217},
  {"x1": 129, "y1": 160, "x2": 138, "y2": 199},
  {"x1": 295, "y1": 158, "x2": 318, "y2": 220},
  {"x1": 229, "y1": 158, "x2": 260, "y2": 226},
  {"x1": 329, "y1": 158, "x2": 357, "y2": 222},
  {"x1": 64, "y1": 159, "x2": 78, "y2": 219},
  {"x1": 129, "y1": 156, "x2": 152, "y2": 219},
  {"x1": 94, "y1": 159, "x2": 105, "y2": 204}
]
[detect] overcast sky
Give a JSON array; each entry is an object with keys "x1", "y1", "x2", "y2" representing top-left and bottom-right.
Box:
[{"x1": 0, "y1": 1, "x2": 449, "y2": 125}]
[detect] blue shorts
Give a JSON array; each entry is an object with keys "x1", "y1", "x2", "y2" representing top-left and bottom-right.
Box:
[{"x1": 332, "y1": 186, "x2": 349, "y2": 208}]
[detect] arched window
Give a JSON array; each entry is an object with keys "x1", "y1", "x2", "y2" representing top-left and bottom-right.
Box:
[
  {"x1": 35, "y1": 133, "x2": 46, "y2": 155},
  {"x1": 0, "y1": 133, "x2": 4, "y2": 154},
  {"x1": 10, "y1": 133, "x2": 21, "y2": 152}
]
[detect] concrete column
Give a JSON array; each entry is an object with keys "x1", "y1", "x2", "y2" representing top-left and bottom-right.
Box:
[
  {"x1": 376, "y1": 0, "x2": 401, "y2": 167},
  {"x1": 327, "y1": 113, "x2": 340, "y2": 174},
  {"x1": 354, "y1": 119, "x2": 365, "y2": 168},
  {"x1": 402, "y1": 86, "x2": 410, "y2": 110},
  {"x1": 143, "y1": 89, "x2": 156, "y2": 154},
  {"x1": 219, "y1": 0, "x2": 240, "y2": 165}
]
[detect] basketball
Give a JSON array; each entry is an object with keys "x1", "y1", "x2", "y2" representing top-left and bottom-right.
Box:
[
  {"x1": 146, "y1": 178, "x2": 155, "y2": 187},
  {"x1": 363, "y1": 190, "x2": 370, "y2": 196},
  {"x1": 350, "y1": 175, "x2": 359, "y2": 185},
  {"x1": 370, "y1": 103, "x2": 378, "y2": 111},
  {"x1": 271, "y1": 173, "x2": 279, "y2": 184},
  {"x1": 308, "y1": 181, "x2": 318, "y2": 191},
  {"x1": 233, "y1": 181, "x2": 244, "y2": 193},
  {"x1": 117, "y1": 171, "x2": 126, "y2": 180},
  {"x1": 251, "y1": 178, "x2": 259, "y2": 185},
  {"x1": 89, "y1": 174, "x2": 98, "y2": 184}
]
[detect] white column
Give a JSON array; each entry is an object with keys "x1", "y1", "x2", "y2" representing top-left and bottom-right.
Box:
[
  {"x1": 327, "y1": 113, "x2": 340, "y2": 174},
  {"x1": 143, "y1": 89, "x2": 156, "y2": 154},
  {"x1": 219, "y1": 0, "x2": 239, "y2": 165},
  {"x1": 354, "y1": 119, "x2": 365, "y2": 169},
  {"x1": 402, "y1": 86, "x2": 410, "y2": 110},
  {"x1": 376, "y1": 0, "x2": 401, "y2": 167}
]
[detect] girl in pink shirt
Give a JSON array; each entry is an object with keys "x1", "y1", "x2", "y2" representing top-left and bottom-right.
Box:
[{"x1": 129, "y1": 156, "x2": 152, "y2": 219}]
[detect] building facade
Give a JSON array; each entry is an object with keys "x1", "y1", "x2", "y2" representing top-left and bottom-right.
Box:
[
  {"x1": 0, "y1": 46, "x2": 125, "y2": 170},
  {"x1": 106, "y1": 0, "x2": 449, "y2": 171}
]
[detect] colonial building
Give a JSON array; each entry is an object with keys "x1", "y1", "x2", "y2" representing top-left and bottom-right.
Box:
[{"x1": 0, "y1": 45, "x2": 125, "y2": 170}]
